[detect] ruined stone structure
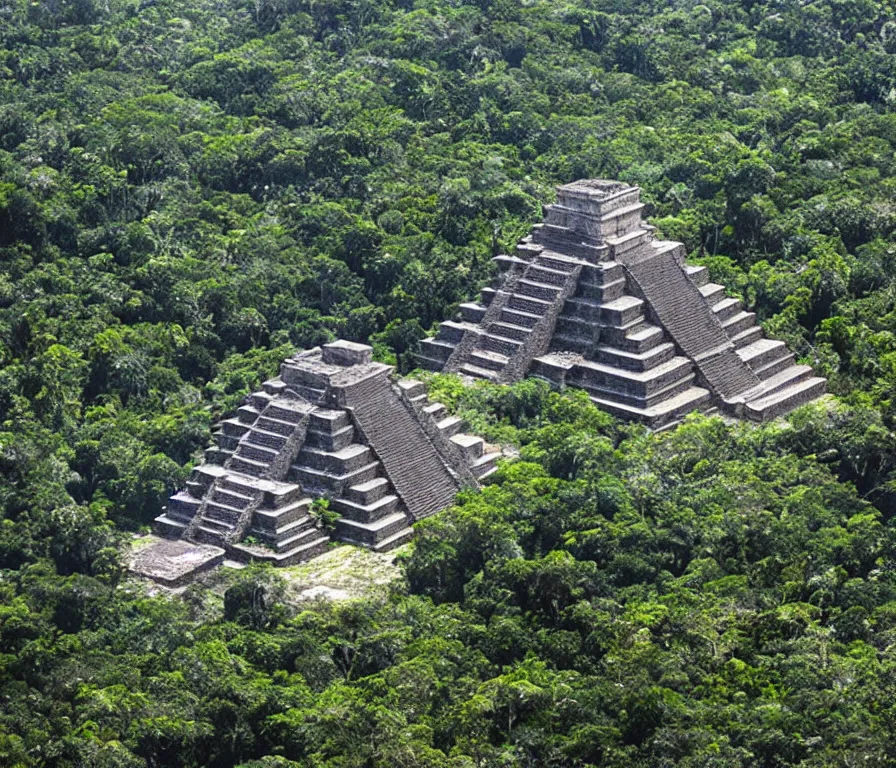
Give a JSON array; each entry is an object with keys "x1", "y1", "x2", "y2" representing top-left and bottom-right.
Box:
[
  {"x1": 155, "y1": 341, "x2": 500, "y2": 565},
  {"x1": 419, "y1": 180, "x2": 826, "y2": 429}
]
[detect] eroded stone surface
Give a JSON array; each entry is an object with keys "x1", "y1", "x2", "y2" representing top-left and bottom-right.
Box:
[{"x1": 130, "y1": 538, "x2": 225, "y2": 587}]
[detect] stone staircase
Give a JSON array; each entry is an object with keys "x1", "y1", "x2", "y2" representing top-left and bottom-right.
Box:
[
  {"x1": 396, "y1": 379, "x2": 502, "y2": 482},
  {"x1": 340, "y1": 371, "x2": 463, "y2": 521},
  {"x1": 155, "y1": 387, "x2": 331, "y2": 565},
  {"x1": 533, "y1": 251, "x2": 712, "y2": 430},
  {"x1": 157, "y1": 340, "x2": 505, "y2": 566},
  {"x1": 417, "y1": 179, "x2": 826, "y2": 429},
  {"x1": 687, "y1": 266, "x2": 828, "y2": 421},
  {"x1": 289, "y1": 406, "x2": 415, "y2": 552},
  {"x1": 429, "y1": 252, "x2": 582, "y2": 383}
]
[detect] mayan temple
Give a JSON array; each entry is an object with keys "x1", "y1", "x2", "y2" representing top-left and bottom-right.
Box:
[
  {"x1": 154, "y1": 340, "x2": 500, "y2": 565},
  {"x1": 418, "y1": 179, "x2": 827, "y2": 429}
]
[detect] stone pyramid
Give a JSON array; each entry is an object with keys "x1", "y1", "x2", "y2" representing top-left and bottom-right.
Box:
[
  {"x1": 155, "y1": 341, "x2": 500, "y2": 565},
  {"x1": 418, "y1": 179, "x2": 826, "y2": 430}
]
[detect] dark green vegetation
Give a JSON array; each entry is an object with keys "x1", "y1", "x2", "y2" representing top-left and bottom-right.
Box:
[
  {"x1": 5, "y1": 383, "x2": 896, "y2": 766},
  {"x1": 2, "y1": 0, "x2": 896, "y2": 764}
]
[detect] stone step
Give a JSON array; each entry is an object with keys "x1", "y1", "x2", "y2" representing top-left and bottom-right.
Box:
[
  {"x1": 198, "y1": 517, "x2": 231, "y2": 534},
  {"x1": 686, "y1": 264, "x2": 710, "y2": 287},
  {"x1": 601, "y1": 295, "x2": 645, "y2": 326},
  {"x1": 459, "y1": 302, "x2": 486, "y2": 323},
  {"x1": 237, "y1": 405, "x2": 260, "y2": 424},
  {"x1": 304, "y1": 423, "x2": 355, "y2": 452},
  {"x1": 577, "y1": 277, "x2": 626, "y2": 303},
  {"x1": 252, "y1": 498, "x2": 314, "y2": 531},
  {"x1": 262, "y1": 379, "x2": 288, "y2": 397},
  {"x1": 437, "y1": 415, "x2": 464, "y2": 437},
  {"x1": 331, "y1": 493, "x2": 400, "y2": 524},
  {"x1": 744, "y1": 377, "x2": 827, "y2": 422},
  {"x1": 500, "y1": 306, "x2": 541, "y2": 329},
  {"x1": 224, "y1": 476, "x2": 300, "y2": 509},
  {"x1": 248, "y1": 390, "x2": 274, "y2": 410},
  {"x1": 291, "y1": 460, "x2": 382, "y2": 497},
  {"x1": 422, "y1": 401, "x2": 446, "y2": 419},
  {"x1": 481, "y1": 286, "x2": 497, "y2": 306},
  {"x1": 192, "y1": 463, "x2": 227, "y2": 486},
  {"x1": 273, "y1": 524, "x2": 329, "y2": 554},
  {"x1": 228, "y1": 455, "x2": 269, "y2": 478},
  {"x1": 581, "y1": 260, "x2": 625, "y2": 285},
  {"x1": 415, "y1": 351, "x2": 451, "y2": 372},
  {"x1": 730, "y1": 325, "x2": 764, "y2": 349},
  {"x1": 214, "y1": 431, "x2": 239, "y2": 452},
  {"x1": 221, "y1": 418, "x2": 251, "y2": 438},
  {"x1": 754, "y1": 352, "x2": 796, "y2": 380},
  {"x1": 266, "y1": 400, "x2": 309, "y2": 424},
  {"x1": 608, "y1": 321, "x2": 663, "y2": 353},
  {"x1": 371, "y1": 526, "x2": 416, "y2": 552},
  {"x1": 246, "y1": 427, "x2": 288, "y2": 451},
  {"x1": 508, "y1": 293, "x2": 552, "y2": 316},
  {"x1": 471, "y1": 450, "x2": 500, "y2": 479},
  {"x1": 212, "y1": 487, "x2": 254, "y2": 509},
  {"x1": 438, "y1": 320, "x2": 474, "y2": 344},
  {"x1": 204, "y1": 446, "x2": 232, "y2": 465},
  {"x1": 193, "y1": 525, "x2": 227, "y2": 547},
  {"x1": 335, "y1": 511, "x2": 412, "y2": 546},
  {"x1": 535, "y1": 251, "x2": 591, "y2": 273},
  {"x1": 712, "y1": 297, "x2": 743, "y2": 322},
  {"x1": 571, "y1": 355, "x2": 696, "y2": 402},
  {"x1": 470, "y1": 349, "x2": 508, "y2": 372},
  {"x1": 490, "y1": 321, "x2": 532, "y2": 342},
  {"x1": 516, "y1": 278, "x2": 561, "y2": 302},
  {"x1": 580, "y1": 370, "x2": 698, "y2": 411},
  {"x1": 167, "y1": 491, "x2": 200, "y2": 520},
  {"x1": 345, "y1": 477, "x2": 391, "y2": 506},
  {"x1": 154, "y1": 514, "x2": 188, "y2": 538},
  {"x1": 753, "y1": 364, "x2": 813, "y2": 398},
  {"x1": 699, "y1": 282, "x2": 726, "y2": 304},
  {"x1": 185, "y1": 481, "x2": 206, "y2": 499},
  {"x1": 418, "y1": 339, "x2": 456, "y2": 366},
  {"x1": 550, "y1": 334, "x2": 594, "y2": 356},
  {"x1": 737, "y1": 338, "x2": 789, "y2": 371},
  {"x1": 590, "y1": 385, "x2": 712, "y2": 430},
  {"x1": 236, "y1": 441, "x2": 278, "y2": 464},
  {"x1": 563, "y1": 296, "x2": 604, "y2": 324},
  {"x1": 309, "y1": 408, "x2": 352, "y2": 432},
  {"x1": 251, "y1": 512, "x2": 316, "y2": 544},
  {"x1": 460, "y1": 363, "x2": 498, "y2": 381},
  {"x1": 481, "y1": 333, "x2": 522, "y2": 357},
  {"x1": 451, "y1": 433, "x2": 484, "y2": 460},
  {"x1": 289, "y1": 384, "x2": 326, "y2": 402},
  {"x1": 297, "y1": 444, "x2": 373, "y2": 475},
  {"x1": 594, "y1": 342, "x2": 676, "y2": 372},
  {"x1": 722, "y1": 310, "x2": 758, "y2": 338},
  {"x1": 256, "y1": 414, "x2": 301, "y2": 437},
  {"x1": 397, "y1": 379, "x2": 425, "y2": 399},
  {"x1": 204, "y1": 500, "x2": 243, "y2": 525},
  {"x1": 229, "y1": 534, "x2": 330, "y2": 566},
  {"x1": 527, "y1": 264, "x2": 570, "y2": 286}
]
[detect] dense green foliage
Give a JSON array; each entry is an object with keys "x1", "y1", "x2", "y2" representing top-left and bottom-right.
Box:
[
  {"x1": 2, "y1": 0, "x2": 896, "y2": 763},
  {"x1": 4, "y1": 382, "x2": 896, "y2": 766}
]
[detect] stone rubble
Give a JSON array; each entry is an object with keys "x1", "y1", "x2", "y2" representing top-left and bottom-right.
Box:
[{"x1": 418, "y1": 179, "x2": 827, "y2": 430}]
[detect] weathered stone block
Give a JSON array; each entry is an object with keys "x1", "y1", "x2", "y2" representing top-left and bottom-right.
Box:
[{"x1": 322, "y1": 340, "x2": 373, "y2": 367}]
